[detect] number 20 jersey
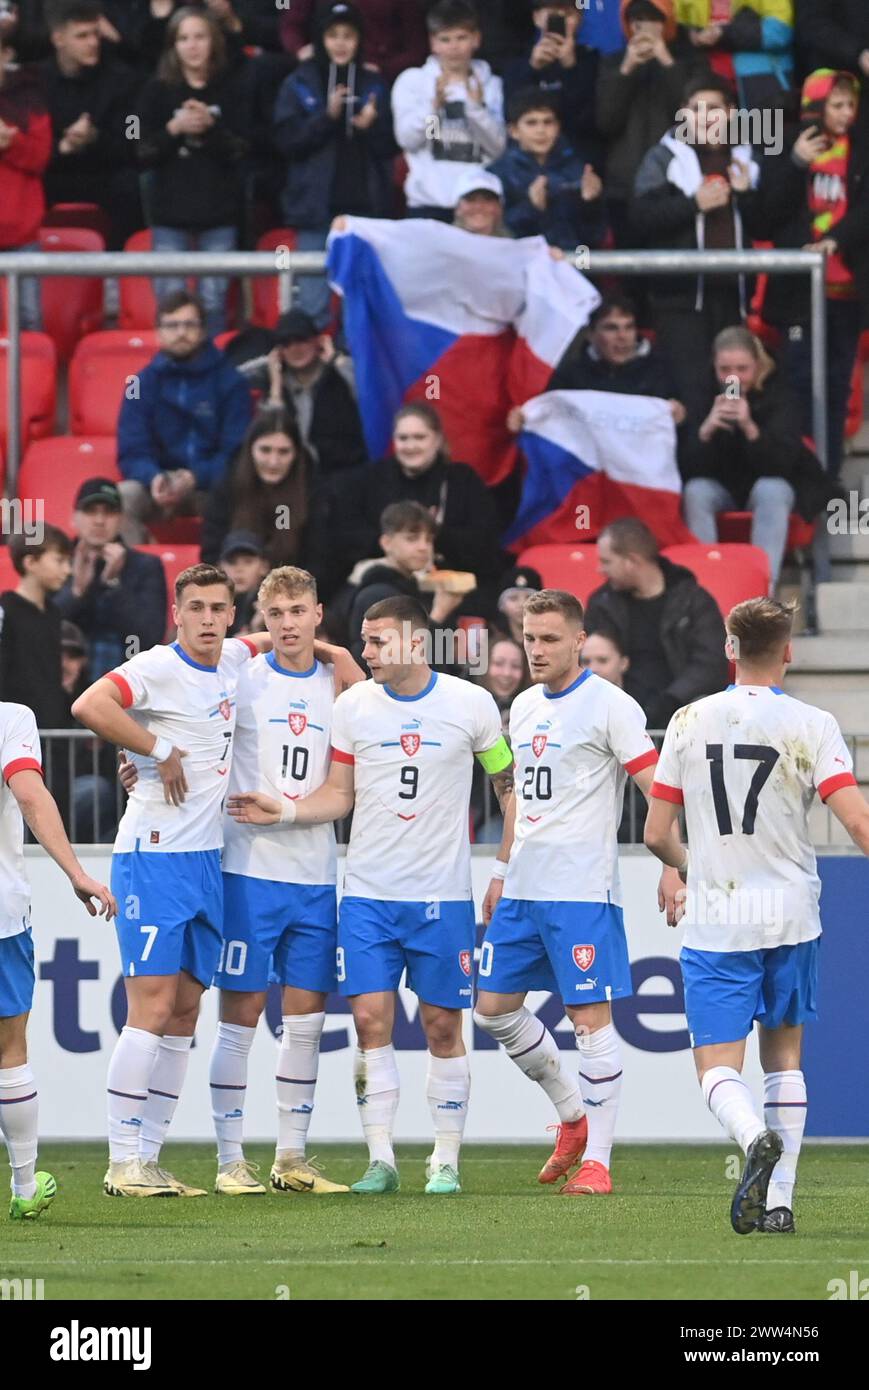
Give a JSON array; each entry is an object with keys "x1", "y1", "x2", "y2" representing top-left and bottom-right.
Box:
[
  {"x1": 330, "y1": 672, "x2": 504, "y2": 902},
  {"x1": 223, "y1": 654, "x2": 337, "y2": 886},
  {"x1": 652, "y1": 685, "x2": 857, "y2": 951},
  {"x1": 504, "y1": 670, "x2": 657, "y2": 906}
]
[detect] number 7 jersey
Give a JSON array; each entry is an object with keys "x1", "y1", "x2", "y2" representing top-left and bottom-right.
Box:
[{"x1": 651, "y1": 684, "x2": 857, "y2": 951}]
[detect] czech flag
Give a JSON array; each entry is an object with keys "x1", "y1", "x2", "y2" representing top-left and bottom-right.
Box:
[
  {"x1": 327, "y1": 217, "x2": 599, "y2": 485},
  {"x1": 505, "y1": 390, "x2": 696, "y2": 548}
]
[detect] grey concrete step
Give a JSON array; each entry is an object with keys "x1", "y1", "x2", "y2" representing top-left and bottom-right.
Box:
[
  {"x1": 840, "y1": 455, "x2": 869, "y2": 493},
  {"x1": 781, "y1": 685, "x2": 869, "y2": 730},
  {"x1": 817, "y1": 581, "x2": 869, "y2": 632},
  {"x1": 828, "y1": 524, "x2": 869, "y2": 560},
  {"x1": 788, "y1": 635, "x2": 869, "y2": 671}
]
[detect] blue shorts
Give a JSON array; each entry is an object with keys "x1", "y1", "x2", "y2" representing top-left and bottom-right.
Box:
[
  {"x1": 216, "y1": 873, "x2": 337, "y2": 994},
  {"x1": 338, "y1": 897, "x2": 475, "y2": 1009},
  {"x1": 479, "y1": 898, "x2": 633, "y2": 1004},
  {"x1": 112, "y1": 849, "x2": 223, "y2": 988},
  {"x1": 680, "y1": 938, "x2": 820, "y2": 1048},
  {"x1": 0, "y1": 928, "x2": 35, "y2": 1018}
]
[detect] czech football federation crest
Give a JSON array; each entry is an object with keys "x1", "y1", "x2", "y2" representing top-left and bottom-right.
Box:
[
  {"x1": 288, "y1": 712, "x2": 307, "y2": 736},
  {"x1": 573, "y1": 944, "x2": 595, "y2": 972},
  {"x1": 400, "y1": 733, "x2": 421, "y2": 756},
  {"x1": 218, "y1": 699, "x2": 232, "y2": 721},
  {"x1": 532, "y1": 734, "x2": 547, "y2": 758},
  {"x1": 459, "y1": 950, "x2": 471, "y2": 977}
]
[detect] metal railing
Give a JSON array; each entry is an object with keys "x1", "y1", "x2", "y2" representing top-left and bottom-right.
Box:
[
  {"x1": 0, "y1": 245, "x2": 829, "y2": 492},
  {"x1": 35, "y1": 727, "x2": 863, "y2": 848}
]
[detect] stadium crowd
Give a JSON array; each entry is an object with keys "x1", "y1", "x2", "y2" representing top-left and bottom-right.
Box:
[{"x1": 0, "y1": 0, "x2": 867, "y2": 839}]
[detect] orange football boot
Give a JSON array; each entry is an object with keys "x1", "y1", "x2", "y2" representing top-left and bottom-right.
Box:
[
  {"x1": 561, "y1": 1159, "x2": 612, "y2": 1195},
  {"x1": 537, "y1": 1117, "x2": 588, "y2": 1184}
]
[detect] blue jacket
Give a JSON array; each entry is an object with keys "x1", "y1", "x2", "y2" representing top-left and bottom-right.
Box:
[
  {"x1": 273, "y1": 59, "x2": 395, "y2": 228},
  {"x1": 117, "y1": 343, "x2": 253, "y2": 490},
  {"x1": 487, "y1": 136, "x2": 607, "y2": 248}
]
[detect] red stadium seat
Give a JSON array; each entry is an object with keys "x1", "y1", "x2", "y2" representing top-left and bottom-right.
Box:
[
  {"x1": 149, "y1": 515, "x2": 203, "y2": 545},
  {"x1": 0, "y1": 545, "x2": 17, "y2": 594},
  {"x1": 136, "y1": 544, "x2": 200, "y2": 636},
  {"x1": 69, "y1": 330, "x2": 159, "y2": 436},
  {"x1": 18, "y1": 437, "x2": 119, "y2": 529},
  {"x1": 661, "y1": 542, "x2": 770, "y2": 618},
  {"x1": 717, "y1": 511, "x2": 815, "y2": 551},
  {"x1": 43, "y1": 202, "x2": 112, "y2": 242},
  {"x1": 11, "y1": 227, "x2": 105, "y2": 361},
  {"x1": 251, "y1": 228, "x2": 298, "y2": 329},
  {"x1": 0, "y1": 332, "x2": 57, "y2": 456},
  {"x1": 517, "y1": 544, "x2": 603, "y2": 607},
  {"x1": 119, "y1": 230, "x2": 158, "y2": 329}
]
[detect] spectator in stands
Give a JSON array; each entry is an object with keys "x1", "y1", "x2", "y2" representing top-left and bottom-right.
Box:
[
  {"x1": 0, "y1": 29, "x2": 51, "y2": 329},
  {"x1": 451, "y1": 164, "x2": 509, "y2": 233},
  {"x1": 278, "y1": 0, "x2": 427, "y2": 87},
  {"x1": 503, "y1": 2, "x2": 599, "y2": 153},
  {"x1": 55, "y1": 477, "x2": 168, "y2": 677},
  {"x1": 474, "y1": 1, "x2": 535, "y2": 74},
  {"x1": 59, "y1": 618, "x2": 117, "y2": 841},
  {"x1": 38, "y1": 0, "x2": 141, "y2": 248},
  {"x1": 201, "y1": 408, "x2": 315, "y2": 569},
  {"x1": 798, "y1": 1, "x2": 869, "y2": 135},
  {"x1": 138, "y1": 4, "x2": 251, "y2": 336},
  {"x1": 392, "y1": 0, "x2": 506, "y2": 220},
  {"x1": 272, "y1": 1, "x2": 395, "y2": 330},
  {"x1": 596, "y1": 1, "x2": 694, "y2": 246},
  {"x1": 345, "y1": 500, "x2": 465, "y2": 660},
  {"x1": 117, "y1": 290, "x2": 253, "y2": 542},
  {"x1": 630, "y1": 73, "x2": 761, "y2": 416},
  {"x1": 584, "y1": 516, "x2": 729, "y2": 729},
  {"x1": 476, "y1": 632, "x2": 528, "y2": 730},
  {"x1": 486, "y1": 88, "x2": 606, "y2": 247},
  {"x1": 679, "y1": 326, "x2": 820, "y2": 586},
  {"x1": 218, "y1": 531, "x2": 269, "y2": 635},
  {"x1": 0, "y1": 525, "x2": 71, "y2": 728},
  {"x1": 545, "y1": 294, "x2": 685, "y2": 420},
  {"x1": 581, "y1": 626, "x2": 631, "y2": 685},
  {"x1": 322, "y1": 401, "x2": 506, "y2": 597},
  {"x1": 495, "y1": 563, "x2": 541, "y2": 644},
  {"x1": 755, "y1": 68, "x2": 869, "y2": 479},
  {"x1": 678, "y1": 0, "x2": 794, "y2": 111},
  {"x1": 235, "y1": 309, "x2": 367, "y2": 476}
]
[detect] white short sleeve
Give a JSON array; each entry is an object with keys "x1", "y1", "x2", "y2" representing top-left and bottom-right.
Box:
[
  {"x1": 606, "y1": 688, "x2": 658, "y2": 775},
  {"x1": 0, "y1": 704, "x2": 42, "y2": 782},
  {"x1": 472, "y1": 687, "x2": 506, "y2": 757},
  {"x1": 651, "y1": 721, "x2": 683, "y2": 805},
  {"x1": 814, "y1": 714, "x2": 857, "y2": 802},
  {"x1": 330, "y1": 688, "x2": 356, "y2": 764}
]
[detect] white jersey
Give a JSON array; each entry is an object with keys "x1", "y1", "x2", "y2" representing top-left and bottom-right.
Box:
[
  {"x1": 223, "y1": 654, "x2": 337, "y2": 885},
  {"x1": 504, "y1": 671, "x2": 657, "y2": 905},
  {"x1": 652, "y1": 684, "x2": 857, "y2": 952},
  {"x1": 330, "y1": 672, "x2": 506, "y2": 901},
  {"x1": 0, "y1": 703, "x2": 41, "y2": 940},
  {"x1": 108, "y1": 638, "x2": 255, "y2": 854}
]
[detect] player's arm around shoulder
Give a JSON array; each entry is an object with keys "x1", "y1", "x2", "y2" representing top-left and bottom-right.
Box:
[{"x1": 313, "y1": 640, "x2": 366, "y2": 694}]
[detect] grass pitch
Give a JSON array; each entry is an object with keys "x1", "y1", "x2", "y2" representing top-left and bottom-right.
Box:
[{"x1": 5, "y1": 1143, "x2": 868, "y2": 1301}]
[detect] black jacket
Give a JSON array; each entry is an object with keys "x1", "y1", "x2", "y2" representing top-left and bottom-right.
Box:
[
  {"x1": 321, "y1": 455, "x2": 506, "y2": 596},
  {"x1": 37, "y1": 55, "x2": 136, "y2": 201},
  {"x1": 138, "y1": 69, "x2": 251, "y2": 229},
  {"x1": 550, "y1": 339, "x2": 677, "y2": 399},
  {"x1": 596, "y1": 50, "x2": 693, "y2": 202},
  {"x1": 54, "y1": 546, "x2": 167, "y2": 677},
  {"x1": 0, "y1": 591, "x2": 66, "y2": 729},
  {"x1": 797, "y1": 0, "x2": 869, "y2": 76},
  {"x1": 754, "y1": 130, "x2": 869, "y2": 328},
  {"x1": 584, "y1": 558, "x2": 729, "y2": 729},
  {"x1": 238, "y1": 352, "x2": 368, "y2": 479}
]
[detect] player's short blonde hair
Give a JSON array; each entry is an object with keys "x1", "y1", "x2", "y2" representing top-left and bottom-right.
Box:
[
  {"x1": 726, "y1": 596, "x2": 798, "y2": 661},
  {"x1": 258, "y1": 566, "x2": 318, "y2": 607},
  {"x1": 524, "y1": 589, "x2": 585, "y2": 627}
]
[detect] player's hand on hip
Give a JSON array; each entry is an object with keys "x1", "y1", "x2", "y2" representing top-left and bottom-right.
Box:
[
  {"x1": 71, "y1": 872, "x2": 118, "y2": 919},
  {"x1": 117, "y1": 750, "x2": 138, "y2": 793},
  {"x1": 657, "y1": 866, "x2": 685, "y2": 927},
  {"x1": 227, "y1": 791, "x2": 282, "y2": 825},
  {"x1": 482, "y1": 876, "x2": 503, "y2": 925},
  {"x1": 158, "y1": 748, "x2": 188, "y2": 806}
]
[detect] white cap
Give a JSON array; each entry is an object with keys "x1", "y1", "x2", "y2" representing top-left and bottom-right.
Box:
[{"x1": 453, "y1": 167, "x2": 504, "y2": 203}]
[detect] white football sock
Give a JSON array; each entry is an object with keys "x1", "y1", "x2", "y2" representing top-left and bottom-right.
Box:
[
  {"x1": 354, "y1": 1045, "x2": 400, "y2": 1167},
  {"x1": 575, "y1": 1022, "x2": 623, "y2": 1169},
  {"x1": 210, "y1": 1022, "x2": 256, "y2": 1167},
  {"x1": 701, "y1": 1065, "x2": 765, "y2": 1154},
  {"x1": 107, "y1": 1026, "x2": 161, "y2": 1162},
  {"x1": 139, "y1": 1035, "x2": 193, "y2": 1162},
  {"x1": 763, "y1": 1069, "x2": 807, "y2": 1211},
  {"x1": 473, "y1": 1009, "x2": 584, "y2": 1122},
  {"x1": 276, "y1": 1012, "x2": 325, "y2": 1160},
  {"x1": 0, "y1": 1064, "x2": 39, "y2": 1198},
  {"x1": 426, "y1": 1052, "x2": 470, "y2": 1169}
]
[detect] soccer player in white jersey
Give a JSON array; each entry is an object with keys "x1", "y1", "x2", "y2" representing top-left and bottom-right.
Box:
[
  {"x1": 645, "y1": 596, "x2": 869, "y2": 1234},
  {"x1": 477, "y1": 590, "x2": 684, "y2": 1195},
  {"x1": 209, "y1": 566, "x2": 363, "y2": 1197},
  {"x1": 0, "y1": 701, "x2": 115, "y2": 1220},
  {"x1": 72, "y1": 564, "x2": 267, "y2": 1197},
  {"x1": 230, "y1": 594, "x2": 514, "y2": 1195}
]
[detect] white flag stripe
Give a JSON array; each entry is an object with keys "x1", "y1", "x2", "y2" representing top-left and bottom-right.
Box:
[{"x1": 522, "y1": 390, "x2": 682, "y2": 494}]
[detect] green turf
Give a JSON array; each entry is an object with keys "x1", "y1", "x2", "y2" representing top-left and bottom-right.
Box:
[{"x1": 3, "y1": 1144, "x2": 868, "y2": 1301}]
